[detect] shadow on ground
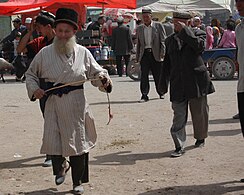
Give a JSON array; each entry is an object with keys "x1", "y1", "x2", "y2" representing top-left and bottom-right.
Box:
[
  {"x1": 138, "y1": 181, "x2": 244, "y2": 195},
  {"x1": 0, "y1": 156, "x2": 44, "y2": 169},
  {"x1": 186, "y1": 118, "x2": 241, "y2": 137},
  {"x1": 89, "y1": 97, "x2": 160, "y2": 106},
  {"x1": 187, "y1": 118, "x2": 240, "y2": 126},
  {"x1": 90, "y1": 146, "x2": 196, "y2": 166},
  {"x1": 0, "y1": 78, "x2": 24, "y2": 84},
  {"x1": 22, "y1": 188, "x2": 73, "y2": 195}
]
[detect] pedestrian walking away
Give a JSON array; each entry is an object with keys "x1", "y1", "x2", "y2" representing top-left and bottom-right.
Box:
[{"x1": 111, "y1": 16, "x2": 133, "y2": 77}]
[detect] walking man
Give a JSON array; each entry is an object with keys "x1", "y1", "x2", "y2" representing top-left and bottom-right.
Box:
[
  {"x1": 112, "y1": 16, "x2": 133, "y2": 77},
  {"x1": 159, "y1": 11, "x2": 215, "y2": 157},
  {"x1": 26, "y1": 8, "x2": 112, "y2": 193},
  {"x1": 17, "y1": 10, "x2": 56, "y2": 167},
  {"x1": 136, "y1": 8, "x2": 166, "y2": 102}
]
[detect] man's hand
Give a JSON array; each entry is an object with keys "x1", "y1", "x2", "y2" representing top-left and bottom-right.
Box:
[
  {"x1": 99, "y1": 76, "x2": 112, "y2": 93},
  {"x1": 33, "y1": 88, "x2": 45, "y2": 99},
  {"x1": 174, "y1": 21, "x2": 186, "y2": 32}
]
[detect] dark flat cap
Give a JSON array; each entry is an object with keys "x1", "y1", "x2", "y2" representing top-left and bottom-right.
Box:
[
  {"x1": 12, "y1": 18, "x2": 21, "y2": 23},
  {"x1": 142, "y1": 8, "x2": 152, "y2": 14},
  {"x1": 173, "y1": 11, "x2": 193, "y2": 19}
]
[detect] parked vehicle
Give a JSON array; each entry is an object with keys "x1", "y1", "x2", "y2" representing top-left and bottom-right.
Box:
[
  {"x1": 127, "y1": 48, "x2": 238, "y2": 81},
  {"x1": 202, "y1": 48, "x2": 237, "y2": 80}
]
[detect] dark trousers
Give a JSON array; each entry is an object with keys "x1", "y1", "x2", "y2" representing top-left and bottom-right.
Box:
[
  {"x1": 52, "y1": 153, "x2": 89, "y2": 186},
  {"x1": 39, "y1": 92, "x2": 51, "y2": 162},
  {"x1": 238, "y1": 92, "x2": 244, "y2": 136},
  {"x1": 116, "y1": 55, "x2": 130, "y2": 76},
  {"x1": 140, "y1": 51, "x2": 163, "y2": 97}
]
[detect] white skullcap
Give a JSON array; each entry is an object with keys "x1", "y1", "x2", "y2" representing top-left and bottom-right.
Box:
[{"x1": 25, "y1": 17, "x2": 32, "y2": 24}]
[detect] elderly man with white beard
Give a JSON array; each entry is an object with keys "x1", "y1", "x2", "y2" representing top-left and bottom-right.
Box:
[{"x1": 25, "y1": 8, "x2": 112, "y2": 194}]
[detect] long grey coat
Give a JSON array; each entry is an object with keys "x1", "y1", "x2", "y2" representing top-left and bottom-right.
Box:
[
  {"x1": 26, "y1": 44, "x2": 110, "y2": 157},
  {"x1": 136, "y1": 22, "x2": 166, "y2": 62}
]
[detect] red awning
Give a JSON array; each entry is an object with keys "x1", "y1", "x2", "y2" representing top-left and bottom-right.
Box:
[{"x1": 0, "y1": 0, "x2": 137, "y2": 15}]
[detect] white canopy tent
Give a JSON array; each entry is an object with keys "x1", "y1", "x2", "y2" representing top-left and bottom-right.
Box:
[{"x1": 134, "y1": 0, "x2": 232, "y2": 13}]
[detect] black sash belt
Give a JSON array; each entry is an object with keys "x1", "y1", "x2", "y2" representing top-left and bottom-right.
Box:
[{"x1": 44, "y1": 82, "x2": 84, "y2": 97}]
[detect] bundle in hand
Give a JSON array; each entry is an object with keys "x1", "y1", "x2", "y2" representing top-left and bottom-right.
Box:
[{"x1": 0, "y1": 58, "x2": 14, "y2": 71}]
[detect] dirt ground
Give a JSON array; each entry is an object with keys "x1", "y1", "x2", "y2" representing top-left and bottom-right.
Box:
[{"x1": 1, "y1": 75, "x2": 244, "y2": 195}]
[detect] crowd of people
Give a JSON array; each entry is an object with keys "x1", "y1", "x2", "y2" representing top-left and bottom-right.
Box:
[{"x1": 0, "y1": 0, "x2": 244, "y2": 193}]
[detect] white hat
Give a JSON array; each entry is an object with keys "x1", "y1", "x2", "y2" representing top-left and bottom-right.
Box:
[
  {"x1": 25, "y1": 17, "x2": 32, "y2": 24},
  {"x1": 117, "y1": 16, "x2": 124, "y2": 23},
  {"x1": 194, "y1": 16, "x2": 201, "y2": 21}
]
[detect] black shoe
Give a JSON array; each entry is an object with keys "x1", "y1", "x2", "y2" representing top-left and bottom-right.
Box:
[
  {"x1": 171, "y1": 147, "x2": 185, "y2": 157},
  {"x1": 15, "y1": 77, "x2": 22, "y2": 82},
  {"x1": 139, "y1": 95, "x2": 149, "y2": 103},
  {"x1": 195, "y1": 139, "x2": 205, "y2": 147},
  {"x1": 21, "y1": 76, "x2": 26, "y2": 82},
  {"x1": 232, "y1": 114, "x2": 239, "y2": 119},
  {"x1": 240, "y1": 178, "x2": 244, "y2": 182},
  {"x1": 159, "y1": 95, "x2": 165, "y2": 99}
]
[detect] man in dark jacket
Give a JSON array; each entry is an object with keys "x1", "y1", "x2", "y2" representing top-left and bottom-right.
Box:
[
  {"x1": 162, "y1": 16, "x2": 174, "y2": 37},
  {"x1": 87, "y1": 15, "x2": 105, "y2": 40},
  {"x1": 112, "y1": 16, "x2": 133, "y2": 77},
  {"x1": 159, "y1": 11, "x2": 215, "y2": 157}
]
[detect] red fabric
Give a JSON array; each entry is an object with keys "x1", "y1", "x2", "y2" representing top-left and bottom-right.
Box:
[
  {"x1": 27, "y1": 36, "x2": 49, "y2": 56},
  {"x1": 20, "y1": 3, "x2": 87, "y2": 27},
  {"x1": 0, "y1": 0, "x2": 136, "y2": 15}
]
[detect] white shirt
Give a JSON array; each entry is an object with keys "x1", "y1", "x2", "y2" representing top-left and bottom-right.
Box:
[
  {"x1": 144, "y1": 22, "x2": 153, "y2": 49},
  {"x1": 235, "y1": 19, "x2": 244, "y2": 93}
]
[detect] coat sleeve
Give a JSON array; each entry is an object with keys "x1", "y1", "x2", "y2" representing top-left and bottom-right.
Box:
[
  {"x1": 25, "y1": 50, "x2": 43, "y2": 101},
  {"x1": 136, "y1": 27, "x2": 141, "y2": 62},
  {"x1": 127, "y1": 28, "x2": 134, "y2": 51},
  {"x1": 111, "y1": 29, "x2": 116, "y2": 51},
  {"x1": 178, "y1": 26, "x2": 206, "y2": 54},
  {"x1": 84, "y1": 49, "x2": 112, "y2": 90},
  {"x1": 158, "y1": 39, "x2": 170, "y2": 94},
  {"x1": 158, "y1": 23, "x2": 167, "y2": 58}
]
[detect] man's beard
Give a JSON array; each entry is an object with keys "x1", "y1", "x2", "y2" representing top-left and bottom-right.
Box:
[{"x1": 53, "y1": 36, "x2": 76, "y2": 55}]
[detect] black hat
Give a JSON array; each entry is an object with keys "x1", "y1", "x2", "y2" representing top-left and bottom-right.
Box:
[
  {"x1": 173, "y1": 11, "x2": 193, "y2": 20},
  {"x1": 142, "y1": 8, "x2": 152, "y2": 14},
  {"x1": 12, "y1": 18, "x2": 21, "y2": 23},
  {"x1": 55, "y1": 8, "x2": 78, "y2": 30},
  {"x1": 36, "y1": 11, "x2": 55, "y2": 27}
]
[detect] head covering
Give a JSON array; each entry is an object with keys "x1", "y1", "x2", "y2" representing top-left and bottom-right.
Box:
[
  {"x1": 55, "y1": 8, "x2": 78, "y2": 30},
  {"x1": 165, "y1": 16, "x2": 172, "y2": 22},
  {"x1": 193, "y1": 16, "x2": 201, "y2": 21},
  {"x1": 36, "y1": 11, "x2": 55, "y2": 27},
  {"x1": 12, "y1": 18, "x2": 21, "y2": 23},
  {"x1": 173, "y1": 11, "x2": 193, "y2": 20},
  {"x1": 25, "y1": 17, "x2": 32, "y2": 24},
  {"x1": 142, "y1": 8, "x2": 152, "y2": 14},
  {"x1": 98, "y1": 15, "x2": 105, "y2": 21},
  {"x1": 117, "y1": 16, "x2": 124, "y2": 23}
]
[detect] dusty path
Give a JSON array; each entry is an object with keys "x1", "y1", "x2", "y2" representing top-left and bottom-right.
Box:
[{"x1": 0, "y1": 76, "x2": 244, "y2": 195}]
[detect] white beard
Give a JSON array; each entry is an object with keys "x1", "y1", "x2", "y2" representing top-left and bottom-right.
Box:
[{"x1": 53, "y1": 36, "x2": 76, "y2": 55}]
